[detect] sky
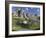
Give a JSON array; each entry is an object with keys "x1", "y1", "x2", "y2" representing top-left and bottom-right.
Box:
[{"x1": 12, "y1": 7, "x2": 40, "y2": 16}]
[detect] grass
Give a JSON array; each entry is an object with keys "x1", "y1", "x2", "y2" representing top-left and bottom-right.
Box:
[{"x1": 12, "y1": 14, "x2": 40, "y2": 31}]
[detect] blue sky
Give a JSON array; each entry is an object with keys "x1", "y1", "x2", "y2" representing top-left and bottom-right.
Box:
[{"x1": 12, "y1": 7, "x2": 40, "y2": 16}]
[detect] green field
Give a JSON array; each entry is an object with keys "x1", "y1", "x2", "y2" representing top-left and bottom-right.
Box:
[{"x1": 12, "y1": 14, "x2": 40, "y2": 31}]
